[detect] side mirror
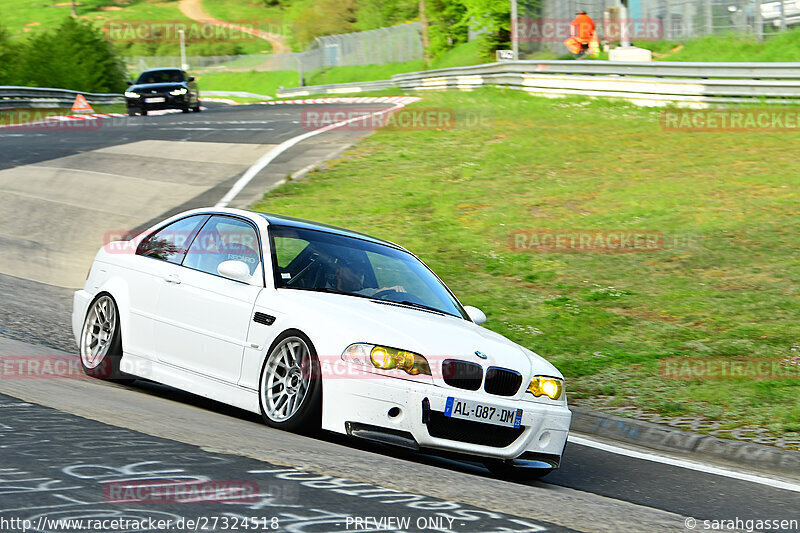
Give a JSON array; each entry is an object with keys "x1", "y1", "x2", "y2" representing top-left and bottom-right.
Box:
[
  {"x1": 126, "y1": 80, "x2": 133, "y2": 86},
  {"x1": 188, "y1": 76, "x2": 195, "y2": 82},
  {"x1": 463, "y1": 305, "x2": 487, "y2": 325},
  {"x1": 217, "y1": 260, "x2": 252, "y2": 283}
]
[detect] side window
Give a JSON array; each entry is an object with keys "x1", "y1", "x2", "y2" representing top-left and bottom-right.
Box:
[
  {"x1": 136, "y1": 215, "x2": 207, "y2": 264},
  {"x1": 183, "y1": 216, "x2": 262, "y2": 278},
  {"x1": 274, "y1": 236, "x2": 309, "y2": 269}
]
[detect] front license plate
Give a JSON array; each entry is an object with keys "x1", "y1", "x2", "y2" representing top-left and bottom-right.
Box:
[
  {"x1": 444, "y1": 397, "x2": 522, "y2": 428},
  {"x1": 145, "y1": 97, "x2": 165, "y2": 103}
]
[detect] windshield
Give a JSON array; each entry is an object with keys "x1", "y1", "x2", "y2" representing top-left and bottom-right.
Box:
[
  {"x1": 136, "y1": 69, "x2": 185, "y2": 84},
  {"x1": 268, "y1": 225, "x2": 466, "y2": 319}
]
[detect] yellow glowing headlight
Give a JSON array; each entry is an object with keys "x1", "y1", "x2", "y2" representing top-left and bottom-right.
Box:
[
  {"x1": 527, "y1": 376, "x2": 564, "y2": 400},
  {"x1": 370, "y1": 346, "x2": 431, "y2": 375},
  {"x1": 341, "y1": 344, "x2": 430, "y2": 376}
]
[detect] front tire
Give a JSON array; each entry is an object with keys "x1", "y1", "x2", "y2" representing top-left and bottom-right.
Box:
[
  {"x1": 79, "y1": 294, "x2": 134, "y2": 383},
  {"x1": 258, "y1": 330, "x2": 322, "y2": 433}
]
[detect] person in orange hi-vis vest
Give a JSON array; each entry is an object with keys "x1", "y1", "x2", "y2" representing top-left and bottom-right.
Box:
[{"x1": 564, "y1": 9, "x2": 596, "y2": 59}]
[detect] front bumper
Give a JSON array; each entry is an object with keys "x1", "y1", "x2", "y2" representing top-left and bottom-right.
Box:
[
  {"x1": 322, "y1": 364, "x2": 571, "y2": 462},
  {"x1": 126, "y1": 94, "x2": 190, "y2": 111}
]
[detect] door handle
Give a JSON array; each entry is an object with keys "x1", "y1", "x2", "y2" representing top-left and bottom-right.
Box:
[{"x1": 164, "y1": 274, "x2": 182, "y2": 284}]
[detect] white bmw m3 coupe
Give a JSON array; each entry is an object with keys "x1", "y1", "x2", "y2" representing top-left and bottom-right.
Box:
[{"x1": 73, "y1": 208, "x2": 571, "y2": 478}]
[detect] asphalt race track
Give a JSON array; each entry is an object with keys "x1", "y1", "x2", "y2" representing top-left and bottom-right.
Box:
[{"x1": 0, "y1": 102, "x2": 798, "y2": 533}]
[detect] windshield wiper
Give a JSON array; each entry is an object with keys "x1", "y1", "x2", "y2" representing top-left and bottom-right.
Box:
[{"x1": 390, "y1": 300, "x2": 448, "y2": 315}]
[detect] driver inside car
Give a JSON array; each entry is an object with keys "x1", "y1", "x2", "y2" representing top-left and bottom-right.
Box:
[{"x1": 332, "y1": 262, "x2": 405, "y2": 297}]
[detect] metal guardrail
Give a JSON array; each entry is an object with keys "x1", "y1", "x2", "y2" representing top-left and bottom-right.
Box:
[
  {"x1": 393, "y1": 60, "x2": 800, "y2": 81},
  {"x1": 277, "y1": 60, "x2": 800, "y2": 105},
  {"x1": 0, "y1": 86, "x2": 124, "y2": 110}
]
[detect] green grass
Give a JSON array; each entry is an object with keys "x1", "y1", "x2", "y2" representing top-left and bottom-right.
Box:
[
  {"x1": 198, "y1": 40, "x2": 492, "y2": 96},
  {"x1": 1, "y1": 0, "x2": 189, "y2": 39},
  {"x1": 197, "y1": 70, "x2": 299, "y2": 96},
  {"x1": 304, "y1": 41, "x2": 491, "y2": 86},
  {"x1": 306, "y1": 61, "x2": 425, "y2": 86},
  {"x1": 201, "y1": 0, "x2": 285, "y2": 32},
  {"x1": 429, "y1": 39, "x2": 488, "y2": 69},
  {"x1": 2, "y1": 0, "x2": 275, "y2": 55},
  {"x1": 638, "y1": 27, "x2": 800, "y2": 61},
  {"x1": 191, "y1": 0, "x2": 286, "y2": 54},
  {"x1": 250, "y1": 89, "x2": 800, "y2": 444}
]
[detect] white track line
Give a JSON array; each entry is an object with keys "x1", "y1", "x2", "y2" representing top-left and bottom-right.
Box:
[
  {"x1": 215, "y1": 99, "x2": 419, "y2": 208},
  {"x1": 568, "y1": 434, "x2": 800, "y2": 493}
]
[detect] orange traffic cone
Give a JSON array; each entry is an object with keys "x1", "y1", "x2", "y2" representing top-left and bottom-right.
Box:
[{"x1": 71, "y1": 94, "x2": 94, "y2": 113}]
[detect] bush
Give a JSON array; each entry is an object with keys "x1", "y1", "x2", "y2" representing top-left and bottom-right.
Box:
[
  {"x1": 0, "y1": 26, "x2": 19, "y2": 84},
  {"x1": 9, "y1": 17, "x2": 126, "y2": 93}
]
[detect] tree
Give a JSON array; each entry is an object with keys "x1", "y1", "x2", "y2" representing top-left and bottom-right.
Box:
[
  {"x1": 18, "y1": 18, "x2": 127, "y2": 93},
  {"x1": 427, "y1": 0, "x2": 468, "y2": 59},
  {"x1": 460, "y1": 0, "x2": 511, "y2": 59},
  {"x1": 355, "y1": 0, "x2": 418, "y2": 30},
  {"x1": 0, "y1": 26, "x2": 19, "y2": 85}
]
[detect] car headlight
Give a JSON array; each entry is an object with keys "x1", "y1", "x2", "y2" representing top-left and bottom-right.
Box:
[
  {"x1": 124, "y1": 91, "x2": 141, "y2": 98},
  {"x1": 527, "y1": 376, "x2": 564, "y2": 400},
  {"x1": 342, "y1": 343, "x2": 431, "y2": 376},
  {"x1": 169, "y1": 88, "x2": 188, "y2": 96}
]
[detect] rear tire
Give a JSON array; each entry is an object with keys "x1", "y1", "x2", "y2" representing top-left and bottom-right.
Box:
[
  {"x1": 192, "y1": 105, "x2": 201, "y2": 112},
  {"x1": 79, "y1": 294, "x2": 135, "y2": 384},
  {"x1": 141, "y1": 109, "x2": 148, "y2": 116},
  {"x1": 182, "y1": 106, "x2": 190, "y2": 113},
  {"x1": 258, "y1": 330, "x2": 322, "y2": 434}
]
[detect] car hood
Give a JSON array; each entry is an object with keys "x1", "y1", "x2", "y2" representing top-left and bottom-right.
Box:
[
  {"x1": 268, "y1": 289, "x2": 562, "y2": 381},
  {"x1": 128, "y1": 82, "x2": 187, "y2": 93}
]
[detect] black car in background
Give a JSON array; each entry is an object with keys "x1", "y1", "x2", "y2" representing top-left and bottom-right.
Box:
[{"x1": 125, "y1": 68, "x2": 200, "y2": 116}]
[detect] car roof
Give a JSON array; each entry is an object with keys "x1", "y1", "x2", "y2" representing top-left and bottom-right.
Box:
[
  {"x1": 252, "y1": 211, "x2": 405, "y2": 250},
  {"x1": 140, "y1": 68, "x2": 183, "y2": 74}
]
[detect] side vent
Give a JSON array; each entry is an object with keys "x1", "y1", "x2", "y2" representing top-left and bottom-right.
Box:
[{"x1": 253, "y1": 312, "x2": 276, "y2": 326}]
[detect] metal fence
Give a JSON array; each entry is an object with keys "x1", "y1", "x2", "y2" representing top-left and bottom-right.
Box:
[
  {"x1": 534, "y1": 0, "x2": 797, "y2": 54},
  {"x1": 313, "y1": 23, "x2": 423, "y2": 67},
  {"x1": 0, "y1": 86, "x2": 124, "y2": 110},
  {"x1": 125, "y1": 22, "x2": 423, "y2": 78}
]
